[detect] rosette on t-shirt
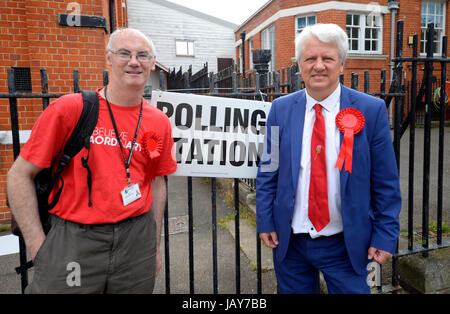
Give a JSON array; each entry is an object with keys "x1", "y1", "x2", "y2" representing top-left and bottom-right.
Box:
[
  {"x1": 335, "y1": 108, "x2": 365, "y2": 173},
  {"x1": 143, "y1": 131, "x2": 162, "y2": 160}
]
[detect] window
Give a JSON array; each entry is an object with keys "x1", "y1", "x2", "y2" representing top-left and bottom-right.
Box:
[
  {"x1": 421, "y1": 1, "x2": 446, "y2": 55},
  {"x1": 346, "y1": 13, "x2": 382, "y2": 54},
  {"x1": 261, "y1": 25, "x2": 275, "y2": 71},
  {"x1": 176, "y1": 40, "x2": 194, "y2": 56},
  {"x1": 296, "y1": 15, "x2": 316, "y2": 34}
]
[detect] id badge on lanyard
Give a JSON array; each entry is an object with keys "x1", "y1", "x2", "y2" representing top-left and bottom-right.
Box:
[
  {"x1": 121, "y1": 183, "x2": 142, "y2": 206},
  {"x1": 105, "y1": 86, "x2": 144, "y2": 207}
]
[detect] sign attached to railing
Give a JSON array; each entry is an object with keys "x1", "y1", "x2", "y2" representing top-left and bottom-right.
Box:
[{"x1": 151, "y1": 91, "x2": 271, "y2": 178}]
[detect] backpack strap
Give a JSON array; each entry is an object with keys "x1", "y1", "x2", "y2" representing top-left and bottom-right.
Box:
[
  {"x1": 79, "y1": 90, "x2": 99, "y2": 207},
  {"x1": 47, "y1": 90, "x2": 99, "y2": 209}
]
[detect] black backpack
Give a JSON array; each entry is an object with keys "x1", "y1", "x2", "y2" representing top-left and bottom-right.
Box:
[{"x1": 11, "y1": 90, "x2": 99, "y2": 237}]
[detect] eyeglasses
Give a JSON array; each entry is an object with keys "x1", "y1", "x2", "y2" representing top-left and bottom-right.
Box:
[{"x1": 108, "y1": 49, "x2": 155, "y2": 63}]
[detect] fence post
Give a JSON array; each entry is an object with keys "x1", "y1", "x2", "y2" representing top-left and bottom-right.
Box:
[
  {"x1": 422, "y1": 22, "x2": 435, "y2": 256},
  {"x1": 351, "y1": 72, "x2": 358, "y2": 90},
  {"x1": 240, "y1": 30, "x2": 246, "y2": 80},
  {"x1": 391, "y1": 19, "x2": 404, "y2": 291},
  {"x1": 73, "y1": 69, "x2": 80, "y2": 92},
  {"x1": 253, "y1": 49, "x2": 271, "y2": 91},
  {"x1": 40, "y1": 68, "x2": 49, "y2": 110},
  {"x1": 436, "y1": 35, "x2": 447, "y2": 245},
  {"x1": 103, "y1": 70, "x2": 109, "y2": 86},
  {"x1": 380, "y1": 70, "x2": 386, "y2": 101},
  {"x1": 364, "y1": 71, "x2": 370, "y2": 93},
  {"x1": 408, "y1": 34, "x2": 419, "y2": 251},
  {"x1": 7, "y1": 68, "x2": 29, "y2": 294}
]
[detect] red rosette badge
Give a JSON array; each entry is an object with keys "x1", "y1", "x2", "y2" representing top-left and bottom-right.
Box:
[
  {"x1": 143, "y1": 131, "x2": 162, "y2": 160},
  {"x1": 335, "y1": 108, "x2": 365, "y2": 173}
]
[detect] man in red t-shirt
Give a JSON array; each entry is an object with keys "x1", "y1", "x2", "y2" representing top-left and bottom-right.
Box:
[{"x1": 7, "y1": 28, "x2": 177, "y2": 293}]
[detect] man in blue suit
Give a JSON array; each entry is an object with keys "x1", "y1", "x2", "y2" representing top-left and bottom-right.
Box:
[{"x1": 256, "y1": 23, "x2": 401, "y2": 294}]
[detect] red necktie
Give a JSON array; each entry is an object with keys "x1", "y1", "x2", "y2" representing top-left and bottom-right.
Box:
[{"x1": 308, "y1": 104, "x2": 330, "y2": 232}]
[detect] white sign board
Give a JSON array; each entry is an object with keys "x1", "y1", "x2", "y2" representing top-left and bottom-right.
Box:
[{"x1": 150, "y1": 91, "x2": 272, "y2": 178}]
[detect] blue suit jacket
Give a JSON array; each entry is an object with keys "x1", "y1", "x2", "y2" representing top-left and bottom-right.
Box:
[{"x1": 256, "y1": 85, "x2": 401, "y2": 275}]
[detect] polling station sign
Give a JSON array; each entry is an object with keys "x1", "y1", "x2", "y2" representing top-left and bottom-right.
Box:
[{"x1": 150, "y1": 91, "x2": 272, "y2": 178}]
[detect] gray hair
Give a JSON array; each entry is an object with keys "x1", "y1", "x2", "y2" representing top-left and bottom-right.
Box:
[
  {"x1": 107, "y1": 28, "x2": 157, "y2": 57},
  {"x1": 295, "y1": 23, "x2": 348, "y2": 64}
]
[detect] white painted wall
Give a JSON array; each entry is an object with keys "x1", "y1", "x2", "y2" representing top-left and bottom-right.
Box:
[{"x1": 128, "y1": 0, "x2": 237, "y2": 74}]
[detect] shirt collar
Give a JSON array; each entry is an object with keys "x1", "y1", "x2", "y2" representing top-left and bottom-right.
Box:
[{"x1": 305, "y1": 84, "x2": 341, "y2": 113}]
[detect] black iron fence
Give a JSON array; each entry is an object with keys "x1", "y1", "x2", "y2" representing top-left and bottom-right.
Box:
[
  {"x1": 2, "y1": 21, "x2": 449, "y2": 294},
  {"x1": 161, "y1": 20, "x2": 449, "y2": 293}
]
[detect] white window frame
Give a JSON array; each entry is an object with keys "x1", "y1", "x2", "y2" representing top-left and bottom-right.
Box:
[
  {"x1": 261, "y1": 25, "x2": 276, "y2": 72},
  {"x1": 420, "y1": 1, "x2": 446, "y2": 56},
  {"x1": 295, "y1": 14, "x2": 316, "y2": 35},
  {"x1": 175, "y1": 40, "x2": 195, "y2": 57},
  {"x1": 346, "y1": 13, "x2": 383, "y2": 55}
]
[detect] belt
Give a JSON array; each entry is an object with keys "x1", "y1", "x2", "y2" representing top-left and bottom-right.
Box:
[
  {"x1": 49, "y1": 212, "x2": 148, "y2": 232},
  {"x1": 292, "y1": 231, "x2": 343, "y2": 240}
]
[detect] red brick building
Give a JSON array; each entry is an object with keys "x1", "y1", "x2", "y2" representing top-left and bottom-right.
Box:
[
  {"x1": 0, "y1": 0, "x2": 128, "y2": 223},
  {"x1": 235, "y1": 0, "x2": 449, "y2": 90}
]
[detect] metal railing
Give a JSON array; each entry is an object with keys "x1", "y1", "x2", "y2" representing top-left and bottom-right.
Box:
[{"x1": 2, "y1": 20, "x2": 448, "y2": 294}]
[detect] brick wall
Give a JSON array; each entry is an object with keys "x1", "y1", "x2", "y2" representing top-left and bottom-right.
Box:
[
  {"x1": 235, "y1": 0, "x2": 449, "y2": 90},
  {"x1": 0, "y1": 0, "x2": 126, "y2": 224}
]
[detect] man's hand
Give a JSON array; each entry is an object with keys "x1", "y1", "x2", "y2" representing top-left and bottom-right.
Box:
[
  {"x1": 30, "y1": 234, "x2": 46, "y2": 262},
  {"x1": 259, "y1": 232, "x2": 279, "y2": 249},
  {"x1": 368, "y1": 247, "x2": 392, "y2": 264}
]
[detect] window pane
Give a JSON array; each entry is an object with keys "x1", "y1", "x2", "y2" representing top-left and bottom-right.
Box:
[
  {"x1": 188, "y1": 42, "x2": 194, "y2": 55},
  {"x1": 354, "y1": 15, "x2": 360, "y2": 25},
  {"x1": 421, "y1": 16, "x2": 427, "y2": 27},
  {"x1": 365, "y1": 40, "x2": 370, "y2": 51},
  {"x1": 352, "y1": 39, "x2": 358, "y2": 50},
  {"x1": 372, "y1": 29, "x2": 378, "y2": 39},
  {"x1": 176, "y1": 41, "x2": 187, "y2": 55},
  {"x1": 308, "y1": 16, "x2": 316, "y2": 25},
  {"x1": 429, "y1": 3, "x2": 435, "y2": 15},
  {"x1": 352, "y1": 28, "x2": 358, "y2": 38},
  {"x1": 435, "y1": 16, "x2": 442, "y2": 28},
  {"x1": 365, "y1": 28, "x2": 370, "y2": 38},
  {"x1": 346, "y1": 14, "x2": 352, "y2": 25},
  {"x1": 298, "y1": 17, "x2": 306, "y2": 28},
  {"x1": 372, "y1": 40, "x2": 377, "y2": 51},
  {"x1": 373, "y1": 16, "x2": 380, "y2": 27}
]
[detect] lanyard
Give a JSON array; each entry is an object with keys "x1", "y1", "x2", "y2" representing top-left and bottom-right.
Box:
[{"x1": 104, "y1": 86, "x2": 143, "y2": 185}]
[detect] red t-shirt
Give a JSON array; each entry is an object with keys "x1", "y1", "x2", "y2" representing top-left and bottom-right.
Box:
[{"x1": 21, "y1": 89, "x2": 177, "y2": 224}]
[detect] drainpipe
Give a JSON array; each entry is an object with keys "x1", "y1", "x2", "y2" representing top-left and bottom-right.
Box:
[
  {"x1": 240, "y1": 31, "x2": 246, "y2": 79},
  {"x1": 388, "y1": 0, "x2": 400, "y2": 125}
]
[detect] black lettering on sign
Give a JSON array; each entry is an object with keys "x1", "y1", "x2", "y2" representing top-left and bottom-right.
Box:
[
  {"x1": 175, "y1": 103, "x2": 193, "y2": 129},
  {"x1": 156, "y1": 101, "x2": 174, "y2": 118}
]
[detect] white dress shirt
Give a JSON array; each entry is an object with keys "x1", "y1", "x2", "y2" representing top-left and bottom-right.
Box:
[{"x1": 291, "y1": 84, "x2": 343, "y2": 237}]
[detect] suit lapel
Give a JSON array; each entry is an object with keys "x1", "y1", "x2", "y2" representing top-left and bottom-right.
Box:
[
  {"x1": 338, "y1": 85, "x2": 352, "y2": 198},
  {"x1": 291, "y1": 91, "x2": 306, "y2": 192}
]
